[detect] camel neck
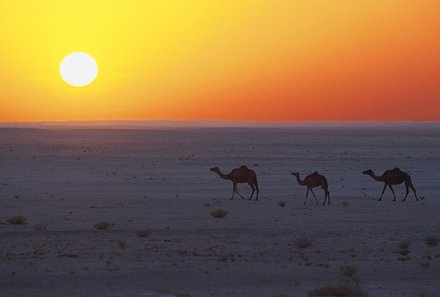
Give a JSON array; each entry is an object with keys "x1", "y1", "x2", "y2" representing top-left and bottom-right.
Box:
[
  {"x1": 294, "y1": 174, "x2": 305, "y2": 185},
  {"x1": 369, "y1": 172, "x2": 385, "y2": 182},
  {"x1": 214, "y1": 170, "x2": 230, "y2": 180}
]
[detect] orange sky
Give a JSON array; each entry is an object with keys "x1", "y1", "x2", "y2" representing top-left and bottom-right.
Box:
[{"x1": 0, "y1": 0, "x2": 439, "y2": 122}]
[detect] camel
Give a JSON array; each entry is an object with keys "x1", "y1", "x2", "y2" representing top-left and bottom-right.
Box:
[
  {"x1": 210, "y1": 166, "x2": 259, "y2": 200},
  {"x1": 362, "y1": 167, "x2": 420, "y2": 201},
  {"x1": 291, "y1": 171, "x2": 330, "y2": 205}
]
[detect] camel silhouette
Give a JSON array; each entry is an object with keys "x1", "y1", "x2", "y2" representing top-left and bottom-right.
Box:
[
  {"x1": 210, "y1": 166, "x2": 259, "y2": 200},
  {"x1": 362, "y1": 167, "x2": 419, "y2": 201},
  {"x1": 291, "y1": 171, "x2": 330, "y2": 205}
]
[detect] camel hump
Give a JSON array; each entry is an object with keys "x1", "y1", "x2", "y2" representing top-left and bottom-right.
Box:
[
  {"x1": 240, "y1": 165, "x2": 248, "y2": 169},
  {"x1": 312, "y1": 171, "x2": 319, "y2": 175},
  {"x1": 393, "y1": 167, "x2": 401, "y2": 171}
]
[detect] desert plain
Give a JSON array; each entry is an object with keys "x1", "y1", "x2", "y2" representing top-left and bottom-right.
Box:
[{"x1": 0, "y1": 124, "x2": 439, "y2": 297}]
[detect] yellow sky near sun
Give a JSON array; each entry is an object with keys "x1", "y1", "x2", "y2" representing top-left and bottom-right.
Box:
[{"x1": 0, "y1": 0, "x2": 439, "y2": 121}]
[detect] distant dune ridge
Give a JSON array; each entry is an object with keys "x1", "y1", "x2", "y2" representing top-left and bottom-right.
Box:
[{"x1": 0, "y1": 120, "x2": 439, "y2": 129}]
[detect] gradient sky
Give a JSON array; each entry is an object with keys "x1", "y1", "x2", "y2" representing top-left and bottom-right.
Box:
[{"x1": 0, "y1": 1, "x2": 439, "y2": 122}]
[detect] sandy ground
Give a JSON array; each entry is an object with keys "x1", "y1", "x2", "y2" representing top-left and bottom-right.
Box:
[{"x1": 0, "y1": 125, "x2": 439, "y2": 297}]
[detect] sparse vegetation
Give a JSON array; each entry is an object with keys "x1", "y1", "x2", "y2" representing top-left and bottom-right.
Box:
[
  {"x1": 94, "y1": 222, "x2": 111, "y2": 230},
  {"x1": 308, "y1": 285, "x2": 368, "y2": 297},
  {"x1": 399, "y1": 249, "x2": 410, "y2": 256},
  {"x1": 136, "y1": 229, "x2": 151, "y2": 238},
  {"x1": 424, "y1": 236, "x2": 439, "y2": 247},
  {"x1": 341, "y1": 201, "x2": 349, "y2": 206},
  {"x1": 158, "y1": 288, "x2": 170, "y2": 294},
  {"x1": 278, "y1": 201, "x2": 286, "y2": 207},
  {"x1": 32, "y1": 223, "x2": 47, "y2": 231},
  {"x1": 117, "y1": 240, "x2": 127, "y2": 249},
  {"x1": 295, "y1": 238, "x2": 313, "y2": 249},
  {"x1": 399, "y1": 240, "x2": 412, "y2": 249},
  {"x1": 7, "y1": 216, "x2": 27, "y2": 225},
  {"x1": 211, "y1": 209, "x2": 228, "y2": 218},
  {"x1": 340, "y1": 265, "x2": 358, "y2": 277}
]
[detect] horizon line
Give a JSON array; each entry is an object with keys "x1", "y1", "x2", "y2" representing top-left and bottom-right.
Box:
[{"x1": 0, "y1": 119, "x2": 440, "y2": 129}]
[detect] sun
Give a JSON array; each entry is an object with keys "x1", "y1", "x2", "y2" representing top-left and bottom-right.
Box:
[{"x1": 60, "y1": 52, "x2": 98, "y2": 87}]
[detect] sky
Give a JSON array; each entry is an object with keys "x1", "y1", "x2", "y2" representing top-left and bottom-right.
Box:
[{"x1": 0, "y1": 0, "x2": 439, "y2": 122}]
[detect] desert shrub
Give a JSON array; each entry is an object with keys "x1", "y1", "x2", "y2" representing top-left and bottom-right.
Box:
[
  {"x1": 399, "y1": 249, "x2": 410, "y2": 256},
  {"x1": 117, "y1": 240, "x2": 127, "y2": 249},
  {"x1": 340, "y1": 265, "x2": 358, "y2": 277},
  {"x1": 94, "y1": 222, "x2": 111, "y2": 230},
  {"x1": 136, "y1": 229, "x2": 151, "y2": 238},
  {"x1": 211, "y1": 209, "x2": 228, "y2": 218},
  {"x1": 399, "y1": 240, "x2": 411, "y2": 249},
  {"x1": 308, "y1": 285, "x2": 368, "y2": 297},
  {"x1": 341, "y1": 201, "x2": 349, "y2": 206},
  {"x1": 424, "y1": 236, "x2": 440, "y2": 247},
  {"x1": 295, "y1": 238, "x2": 313, "y2": 249},
  {"x1": 278, "y1": 201, "x2": 286, "y2": 207},
  {"x1": 7, "y1": 216, "x2": 27, "y2": 225}
]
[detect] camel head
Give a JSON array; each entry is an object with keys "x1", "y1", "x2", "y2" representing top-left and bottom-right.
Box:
[
  {"x1": 210, "y1": 166, "x2": 219, "y2": 172},
  {"x1": 291, "y1": 172, "x2": 300, "y2": 177},
  {"x1": 362, "y1": 169, "x2": 373, "y2": 175}
]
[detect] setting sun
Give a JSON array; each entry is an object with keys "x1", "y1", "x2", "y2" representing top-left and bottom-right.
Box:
[{"x1": 60, "y1": 52, "x2": 98, "y2": 87}]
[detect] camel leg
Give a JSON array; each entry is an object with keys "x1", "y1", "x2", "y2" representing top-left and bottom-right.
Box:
[
  {"x1": 235, "y1": 186, "x2": 246, "y2": 200},
  {"x1": 304, "y1": 189, "x2": 310, "y2": 205},
  {"x1": 255, "y1": 184, "x2": 259, "y2": 201},
  {"x1": 322, "y1": 190, "x2": 330, "y2": 205},
  {"x1": 378, "y1": 184, "x2": 387, "y2": 201},
  {"x1": 389, "y1": 185, "x2": 396, "y2": 201},
  {"x1": 411, "y1": 185, "x2": 419, "y2": 201},
  {"x1": 402, "y1": 184, "x2": 410, "y2": 201},
  {"x1": 310, "y1": 188, "x2": 319, "y2": 206},
  {"x1": 248, "y1": 182, "x2": 255, "y2": 200},
  {"x1": 231, "y1": 183, "x2": 236, "y2": 200},
  {"x1": 405, "y1": 182, "x2": 419, "y2": 201}
]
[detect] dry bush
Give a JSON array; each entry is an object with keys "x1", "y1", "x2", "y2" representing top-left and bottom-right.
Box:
[
  {"x1": 308, "y1": 285, "x2": 368, "y2": 297},
  {"x1": 278, "y1": 201, "x2": 286, "y2": 208},
  {"x1": 136, "y1": 229, "x2": 151, "y2": 238},
  {"x1": 158, "y1": 288, "x2": 170, "y2": 294},
  {"x1": 399, "y1": 249, "x2": 410, "y2": 256},
  {"x1": 7, "y1": 216, "x2": 27, "y2": 225},
  {"x1": 94, "y1": 222, "x2": 111, "y2": 230},
  {"x1": 33, "y1": 224, "x2": 47, "y2": 231},
  {"x1": 424, "y1": 236, "x2": 440, "y2": 247},
  {"x1": 118, "y1": 240, "x2": 127, "y2": 249},
  {"x1": 295, "y1": 238, "x2": 313, "y2": 249},
  {"x1": 340, "y1": 265, "x2": 358, "y2": 277},
  {"x1": 399, "y1": 240, "x2": 412, "y2": 249},
  {"x1": 211, "y1": 209, "x2": 228, "y2": 218}
]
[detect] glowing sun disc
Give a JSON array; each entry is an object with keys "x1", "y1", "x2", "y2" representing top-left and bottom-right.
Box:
[{"x1": 60, "y1": 52, "x2": 98, "y2": 87}]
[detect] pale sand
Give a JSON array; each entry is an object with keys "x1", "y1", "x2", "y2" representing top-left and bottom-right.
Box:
[{"x1": 0, "y1": 126, "x2": 439, "y2": 297}]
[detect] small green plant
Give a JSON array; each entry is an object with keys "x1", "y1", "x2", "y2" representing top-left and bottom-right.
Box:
[
  {"x1": 95, "y1": 222, "x2": 111, "y2": 230},
  {"x1": 7, "y1": 216, "x2": 27, "y2": 225},
  {"x1": 295, "y1": 238, "x2": 313, "y2": 249},
  {"x1": 211, "y1": 209, "x2": 228, "y2": 218},
  {"x1": 136, "y1": 229, "x2": 151, "y2": 238},
  {"x1": 424, "y1": 236, "x2": 439, "y2": 247}
]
